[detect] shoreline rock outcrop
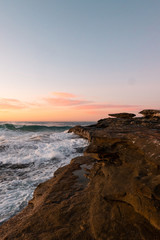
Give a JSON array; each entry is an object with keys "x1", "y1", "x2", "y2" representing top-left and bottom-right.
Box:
[
  {"x1": 0, "y1": 110, "x2": 160, "y2": 240},
  {"x1": 108, "y1": 112, "x2": 136, "y2": 118},
  {"x1": 139, "y1": 109, "x2": 160, "y2": 118}
]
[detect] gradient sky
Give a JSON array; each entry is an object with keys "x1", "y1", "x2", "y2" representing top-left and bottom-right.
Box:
[{"x1": 0, "y1": 0, "x2": 159, "y2": 121}]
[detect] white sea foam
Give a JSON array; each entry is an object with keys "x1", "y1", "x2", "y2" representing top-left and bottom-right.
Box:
[{"x1": 0, "y1": 122, "x2": 91, "y2": 224}]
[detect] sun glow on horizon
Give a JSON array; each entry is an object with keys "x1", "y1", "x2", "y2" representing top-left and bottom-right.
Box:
[
  {"x1": 0, "y1": 0, "x2": 159, "y2": 119},
  {"x1": 0, "y1": 92, "x2": 145, "y2": 121}
]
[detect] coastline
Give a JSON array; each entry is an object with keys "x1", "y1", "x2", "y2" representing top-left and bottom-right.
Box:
[
  {"x1": 0, "y1": 122, "x2": 89, "y2": 226},
  {"x1": 0, "y1": 112, "x2": 160, "y2": 239}
]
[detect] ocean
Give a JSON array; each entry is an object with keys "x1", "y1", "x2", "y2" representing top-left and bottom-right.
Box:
[{"x1": 0, "y1": 121, "x2": 93, "y2": 225}]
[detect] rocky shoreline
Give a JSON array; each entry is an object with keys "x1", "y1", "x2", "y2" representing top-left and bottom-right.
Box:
[{"x1": 0, "y1": 110, "x2": 160, "y2": 240}]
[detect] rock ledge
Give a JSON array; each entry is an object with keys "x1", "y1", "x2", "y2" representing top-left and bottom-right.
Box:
[{"x1": 0, "y1": 110, "x2": 160, "y2": 240}]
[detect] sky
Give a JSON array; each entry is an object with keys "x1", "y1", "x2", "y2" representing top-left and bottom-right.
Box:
[{"x1": 0, "y1": 0, "x2": 159, "y2": 121}]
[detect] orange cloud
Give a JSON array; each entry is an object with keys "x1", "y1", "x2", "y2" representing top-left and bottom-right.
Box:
[
  {"x1": 0, "y1": 98, "x2": 44, "y2": 111},
  {"x1": 0, "y1": 98, "x2": 26, "y2": 110},
  {"x1": 52, "y1": 92, "x2": 76, "y2": 98},
  {"x1": 2, "y1": 98, "x2": 22, "y2": 103}
]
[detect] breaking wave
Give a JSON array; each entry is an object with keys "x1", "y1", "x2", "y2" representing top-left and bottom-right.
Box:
[{"x1": 0, "y1": 124, "x2": 71, "y2": 132}]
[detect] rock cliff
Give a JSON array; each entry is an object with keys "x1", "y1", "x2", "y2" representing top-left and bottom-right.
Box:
[{"x1": 0, "y1": 111, "x2": 160, "y2": 240}]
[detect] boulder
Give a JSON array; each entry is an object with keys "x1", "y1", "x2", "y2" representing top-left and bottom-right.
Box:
[
  {"x1": 108, "y1": 112, "x2": 136, "y2": 119},
  {"x1": 139, "y1": 109, "x2": 160, "y2": 118}
]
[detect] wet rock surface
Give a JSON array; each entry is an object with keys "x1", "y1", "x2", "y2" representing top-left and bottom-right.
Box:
[{"x1": 0, "y1": 111, "x2": 160, "y2": 240}]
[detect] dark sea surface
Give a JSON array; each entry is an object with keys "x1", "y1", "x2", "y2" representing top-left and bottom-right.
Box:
[{"x1": 0, "y1": 121, "x2": 94, "y2": 224}]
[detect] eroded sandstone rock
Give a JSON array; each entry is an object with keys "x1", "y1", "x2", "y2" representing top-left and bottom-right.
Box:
[
  {"x1": 0, "y1": 111, "x2": 160, "y2": 240},
  {"x1": 139, "y1": 109, "x2": 160, "y2": 118},
  {"x1": 108, "y1": 112, "x2": 136, "y2": 119}
]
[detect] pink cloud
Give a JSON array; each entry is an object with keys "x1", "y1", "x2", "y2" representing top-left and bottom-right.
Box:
[
  {"x1": 75, "y1": 104, "x2": 140, "y2": 110},
  {"x1": 44, "y1": 93, "x2": 141, "y2": 114},
  {"x1": 2, "y1": 98, "x2": 22, "y2": 103},
  {"x1": 0, "y1": 93, "x2": 141, "y2": 117},
  {"x1": 44, "y1": 92, "x2": 141, "y2": 111},
  {"x1": 45, "y1": 97, "x2": 91, "y2": 106},
  {"x1": 0, "y1": 98, "x2": 43, "y2": 110},
  {"x1": 0, "y1": 98, "x2": 26, "y2": 110},
  {"x1": 44, "y1": 91, "x2": 94, "y2": 107},
  {"x1": 52, "y1": 92, "x2": 77, "y2": 98}
]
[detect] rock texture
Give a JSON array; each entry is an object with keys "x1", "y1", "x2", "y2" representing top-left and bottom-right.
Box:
[
  {"x1": 139, "y1": 109, "x2": 160, "y2": 118},
  {"x1": 0, "y1": 111, "x2": 160, "y2": 240},
  {"x1": 108, "y1": 112, "x2": 136, "y2": 119}
]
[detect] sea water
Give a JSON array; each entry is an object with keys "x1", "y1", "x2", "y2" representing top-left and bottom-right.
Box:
[{"x1": 0, "y1": 121, "x2": 93, "y2": 225}]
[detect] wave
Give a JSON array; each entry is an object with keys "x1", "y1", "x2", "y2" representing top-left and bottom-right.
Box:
[{"x1": 0, "y1": 124, "x2": 71, "y2": 132}]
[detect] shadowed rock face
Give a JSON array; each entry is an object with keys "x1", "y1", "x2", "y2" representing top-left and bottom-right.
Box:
[{"x1": 0, "y1": 111, "x2": 160, "y2": 240}]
